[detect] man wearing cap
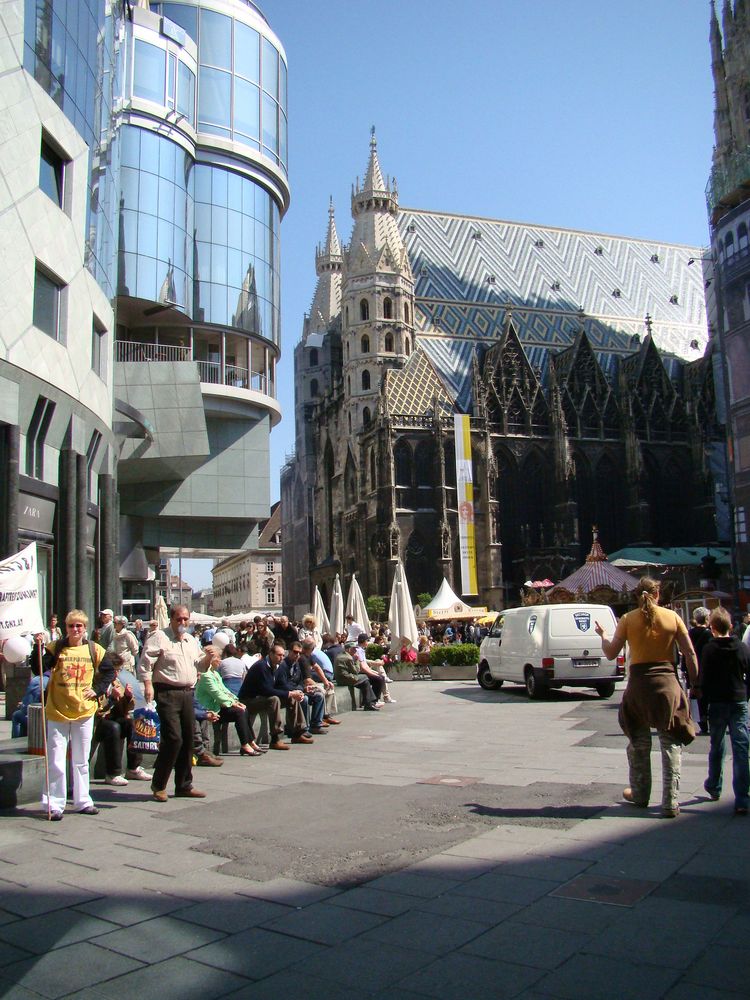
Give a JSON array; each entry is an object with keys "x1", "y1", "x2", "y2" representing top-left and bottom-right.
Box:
[
  {"x1": 334, "y1": 640, "x2": 380, "y2": 710},
  {"x1": 98, "y1": 609, "x2": 115, "y2": 650},
  {"x1": 138, "y1": 604, "x2": 220, "y2": 801}
]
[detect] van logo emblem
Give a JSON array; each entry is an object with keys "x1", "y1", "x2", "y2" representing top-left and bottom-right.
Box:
[
  {"x1": 573, "y1": 612, "x2": 591, "y2": 632},
  {"x1": 528, "y1": 615, "x2": 537, "y2": 634}
]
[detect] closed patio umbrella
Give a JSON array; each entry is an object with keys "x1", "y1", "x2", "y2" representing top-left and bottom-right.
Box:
[
  {"x1": 345, "y1": 572, "x2": 371, "y2": 635},
  {"x1": 329, "y1": 574, "x2": 344, "y2": 636},
  {"x1": 312, "y1": 585, "x2": 330, "y2": 635},
  {"x1": 388, "y1": 559, "x2": 419, "y2": 654}
]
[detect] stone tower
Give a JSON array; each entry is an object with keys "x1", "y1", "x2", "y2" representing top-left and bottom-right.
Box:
[{"x1": 341, "y1": 130, "x2": 415, "y2": 436}]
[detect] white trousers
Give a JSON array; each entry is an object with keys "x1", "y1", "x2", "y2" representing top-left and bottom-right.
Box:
[{"x1": 43, "y1": 716, "x2": 95, "y2": 813}]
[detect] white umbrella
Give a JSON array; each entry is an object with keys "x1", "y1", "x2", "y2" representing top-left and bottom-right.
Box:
[
  {"x1": 329, "y1": 574, "x2": 344, "y2": 636},
  {"x1": 312, "y1": 586, "x2": 330, "y2": 635},
  {"x1": 388, "y1": 559, "x2": 419, "y2": 654},
  {"x1": 154, "y1": 594, "x2": 169, "y2": 630},
  {"x1": 345, "y1": 572, "x2": 371, "y2": 635}
]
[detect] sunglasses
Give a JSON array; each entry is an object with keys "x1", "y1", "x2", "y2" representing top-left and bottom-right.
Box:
[{"x1": 68, "y1": 623, "x2": 85, "y2": 629}]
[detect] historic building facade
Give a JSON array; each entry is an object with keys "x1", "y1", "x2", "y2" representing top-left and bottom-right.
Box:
[
  {"x1": 706, "y1": 1, "x2": 750, "y2": 604},
  {"x1": 211, "y1": 503, "x2": 282, "y2": 616},
  {"x1": 281, "y1": 133, "x2": 725, "y2": 615}
]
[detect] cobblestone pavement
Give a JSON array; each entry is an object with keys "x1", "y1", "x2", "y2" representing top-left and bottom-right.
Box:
[{"x1": 0, "y1": 681, "x2": 748, "y2": 999}]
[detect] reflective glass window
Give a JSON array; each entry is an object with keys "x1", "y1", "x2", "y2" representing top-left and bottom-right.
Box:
[
  {"x1": 40, "y1": 135, "x2": 65, "y2": 207},
  {"x1": 280, "y1": 57, "x2": 287, "y2": 111},
  {"x1": 134, "y1": 39, "x2": 166, "y2": 104},
  {"x1": 234, "y1": 77, "x2": 260, "y2": 140},
  {"x1": 33, "y1": 267, "x2": 62, "y2": 340},
  {"x1": 198, "y1": 66, "x2": 231, "y2": 131},
  {"x1": 167, "y1": 52, "x2": 176, "y2": 108},
  {"x1": 201, "y1": 10, "x2": 231, "y2": 70},
  {"x1": 177, "y1": 61, "x2": 195, "y2": 125},
  {"x1": 279, "y1": 111, "x2": 288, "y2": 166},
  {"x1": 235, "y1": 21, "x2": 259, "y2": 82},
  {"x1": 261, "y1": 37, "x2": 278, "y2": 97},
  {"x1": 262, "y1": 93, "x2": 277, "y2": 153},
  {"x1": 156, "y1": 2, "x2": 197, "y2": 40},
  {"x1": 139, "y1": 171, "x2": 159, "y2": 215}
]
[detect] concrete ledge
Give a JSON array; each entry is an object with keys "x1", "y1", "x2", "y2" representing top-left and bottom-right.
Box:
[
  {"x1": 0, "y1": 741, "x2": 47, "y2": 808},
  {"x1": 429, "y1": 663, "x2": 478, "y2": 681}
]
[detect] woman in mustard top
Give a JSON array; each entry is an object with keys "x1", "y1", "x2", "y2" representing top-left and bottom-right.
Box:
[
  {"x1": 43, "y1": 609, "x2": 114, "y2": 820},
  {"x1": 595, "y1": 577, "x2": 699, "y2": 818}
]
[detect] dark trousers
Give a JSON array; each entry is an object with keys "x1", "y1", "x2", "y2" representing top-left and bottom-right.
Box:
[
  {"x1": 241, "y1": 695, "x2": 283, "y2": 742},
  {"x1": 94, "y1": 717, "x2": 143, "y2": 774},
  {"x1": 366, "y1": 674, "x2": 384, "y2": 700},
  {"x1": 218, "y1": 704, "x2": 253, "y2": 745},
  {"x1": 152, "y1": 686, "x2": 195, "y2": 793},
  {"x1": 352, "y1": 676, "x2": 377, "y2": 706}
]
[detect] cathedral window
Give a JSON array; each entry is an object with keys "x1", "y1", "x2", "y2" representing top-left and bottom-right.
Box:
[
  {"x1": 404, "y1": 303, "x2": 410, "y2": 324},
  {"x1": 739, "y1": 223, "x2": 748, "y2": 254},
  {"x1": 361, "y1": 333, "x2": 370, "y2": 354},
  {"x1": 405, "y1": 336, "x2": 411, "y2": 356},
  {"x1": 370, "y1": 448, "x2": 376, "y2": 487},
  {"x1": 359, "y1": 298, "x2": 369, "y2": 321},
  {"x1": 310, "y1": 378, "x2": 319, "y2": 397},
  {"x1": 383, "y1": 297, "x2": 393, "y2": 319},
  {"x1": 725, "y1": 231, "x2": 735, "y2": 259},
  {"x1": 309, "y1": 348, "x2": 318, "y2": 366},
  {"x1": 384, "y1": 332, "x2": 394, "y2": 352},
  {"x1": 361, "y1": 369, "x2": 371, "y2": 390},
  {"x1": 363, "y1": 406, "x2": 371, "y2": 428},
  {"x1": 345, "y1": 306, "x2": 349, "y2": 324}
]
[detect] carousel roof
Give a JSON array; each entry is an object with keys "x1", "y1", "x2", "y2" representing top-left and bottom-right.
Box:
[{"x1": 551, "y1": 530, "x2": 638, "y2": 597}]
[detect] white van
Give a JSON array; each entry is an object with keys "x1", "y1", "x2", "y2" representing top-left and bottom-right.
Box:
[{"x1": 477, "y1": 603, "x2": 624, "y2": 699}]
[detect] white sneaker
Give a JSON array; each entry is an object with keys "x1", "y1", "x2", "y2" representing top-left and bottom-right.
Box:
[
  {"x1": 374, "y1": 700, "x2": 385, "y2": 708},
  {"x1": 382, "y1": 674, "x2": 393, "y2": 683},
  {"x1": 105, "y1": 774, "x2": 128, "y2": 786},
  {"x1": 126, "y1": 767, "x2": 151, "y2": 781},
  {"x1": 384, "y1": 696, "x2": 397, "y2": 703}
]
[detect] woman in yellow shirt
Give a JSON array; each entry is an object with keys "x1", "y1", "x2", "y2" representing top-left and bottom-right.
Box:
[
  {"x1": 596, "y1": 577, "x2": 699, "y2": 818},
  {"x1": 43, "y1": 609, "x2": 114, "y2": 821}
]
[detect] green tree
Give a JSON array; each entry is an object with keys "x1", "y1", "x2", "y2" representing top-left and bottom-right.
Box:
[
  {"x1": 416, "y1": 593, "x2": 433, "y2": 607},
  {"x1": 366, "y1": 595, "x2": 387, "y2": 621}
]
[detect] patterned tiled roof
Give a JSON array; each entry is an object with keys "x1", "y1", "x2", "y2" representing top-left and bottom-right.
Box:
[
  {"x1": 384, "y1": 348, "x2": 455, "y2": 417},
  {"x1": 398, "y1": 209, "x2": 708, "y2": 409}
]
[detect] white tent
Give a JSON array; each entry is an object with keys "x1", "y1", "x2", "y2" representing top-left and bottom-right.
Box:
[
  {"x1": 312, "y1": 586, "x2": 330, "y2": 634},
  {"x1": 329, "y1": 574, "x2": 344, "y2": 635},
  {"x1": 388, "y1": 559, "x2": 419, "y2": 653},
  {"x1": 345, "y1": 572, "x2": 371, "y2": 635},
  {"x1": 417, "y1": 578, "x2": 487, "y2": 620}
]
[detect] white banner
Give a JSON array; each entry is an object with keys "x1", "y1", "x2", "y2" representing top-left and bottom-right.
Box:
[
  {"x1": 454, "y1": 415, "x2": 478, "y2": 595},
  {"x1": 0, "y1": 542, "x2": 45, "y2": 637}
]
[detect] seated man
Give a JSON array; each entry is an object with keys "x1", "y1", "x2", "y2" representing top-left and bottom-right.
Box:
[
  {"x1": 275, "y1": 641, "x2": 326, "y2": 736},
  {"x1": 299, "y1": 638, "x2": 340, "y2": 725},
  {"x1": 354, "y1": 634, "x2": 391, "y2": 703},
  {"x1": 239, "y1": 642, "x2": 312, "y2": 747},
  {"x1": 334, "y1": 641, "x2": 380, "y2": 710}
]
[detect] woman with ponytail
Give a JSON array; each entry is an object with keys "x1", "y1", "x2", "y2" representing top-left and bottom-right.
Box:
[{"x1": 595, "y1": 577, "x2": 699, "y2": 818}]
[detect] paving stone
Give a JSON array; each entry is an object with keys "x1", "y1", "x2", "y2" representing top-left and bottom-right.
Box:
[
  {"x1": 403, "y1": 853, "x2": 500, "y2": 879},
  {"x1": 512, "y1": 894, "x2": 626, "y2": 934},
  {"x1": 91, "y1": 956, "x2": 248, "y2": 1000},
  {"x1": 461, "y1": 919, "x2": 591, "y2": 969},
  {"x1": 0, "y1": 885, "x2": 103, "y2": 919},
  {"x1": 498, "y1": 855, "x2": 593, "y2": 882},
  {"x1": 453, "y1": 871, "x2": 557, "y2": 905},
  {"x1": 361, "y1": 909, "x2": 487, "y2": 954},
  {"x1": 261, "y1": 900, "x2": 386, "y2": 945},
  {"x1": 535, "y1": 954, "x2": 680, "y2": 1000},
  {"x1": 0, "y1": 909, "x2": 20, "y2": 926},
  {"x1": 327, "y1": 887, "x2": 420, "y2": 917},
  {"x1": 221, "y1": 968, "x2": 370, "y2": 999},
  {"x1": 410, "y1": 892, "x2": 522, "y2": 925},
  {"x1": 73, "y1": 894, "x2": 190, "y2": 926},
  {"x1": 302, "y1": 941, "x2": 435, "y2": 991},
  {"x1": 172, "y1": 895, "x2": 292, "y2": 933},
  {"x1": 365, "y1": 871, "x2": 462, "y2": 899},
  {"x1": 185, "y1": 926, "x2": 324, "y2": 979},
  {"x1": 0, "y1": 910, "x2": 120, "y2": 954},
  {"x1": 396, "y1": 951, "x2": 543, "y2": 999},
  {"x1": 0, "y1": 984, "x2": 54, "y2": 1000},
  {"x1": 91, "y1": 914, "x2": 225, "y2": 963},
  {"x1": 0, "y1": 940, "x2": 33, "y2": 967},
  {"x1": 653, "y1": 873, "x2": 750, "y2": 909},
  {"x1": 234, "y1": 877, "x2": 341, "y2": 907},
  {"x1": 664, "y1": 983, "x2": 748, "y2": 1000},
  {"x1": 682, "y1": 944, "x2": 750, "y2": 993},
  {"x1": 0, "y1": 941, "x2": 143, "y2": 998}
]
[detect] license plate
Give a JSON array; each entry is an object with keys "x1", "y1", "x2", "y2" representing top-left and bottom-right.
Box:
[{"x1": 573, "y1": 658, "x2": 599, "y2": 668}]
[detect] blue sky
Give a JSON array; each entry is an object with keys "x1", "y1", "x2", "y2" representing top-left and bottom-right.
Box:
[{"x1": 183, "y1": 0, "x2": 717, "y2": 590}]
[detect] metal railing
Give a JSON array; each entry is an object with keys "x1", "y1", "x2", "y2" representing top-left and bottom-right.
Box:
[
  {"x1": 116, "y1": 341, "x2": 191, "y2": 363},
  {"x1": 116, "y1": 341, "x2": 269, "y2": 395}
]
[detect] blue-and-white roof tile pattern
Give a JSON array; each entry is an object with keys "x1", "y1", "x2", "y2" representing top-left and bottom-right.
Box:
[{"x1": 398, "y1": 209, "x2": 708, "y2": 410}]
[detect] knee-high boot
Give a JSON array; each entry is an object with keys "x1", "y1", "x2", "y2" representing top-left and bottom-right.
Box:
[{"x1": 626, "y1": 728, "x2": 652, "y2": 806}]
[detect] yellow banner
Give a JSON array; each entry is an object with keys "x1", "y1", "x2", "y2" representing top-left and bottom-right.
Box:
[{"x1": 454, "y1": 415, "x2": 478, "y2": 595}]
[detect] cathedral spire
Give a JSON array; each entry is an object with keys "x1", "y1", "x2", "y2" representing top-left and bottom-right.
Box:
[
  {"x1": 307, "y1": 199, "x2": 342, "y2": 335},
  {"x1": 315, "y1": 197, "x2": 342, "y2": 274},
  {"x1": 352, "y1": 128, "x2": 398, "y2": 217}
]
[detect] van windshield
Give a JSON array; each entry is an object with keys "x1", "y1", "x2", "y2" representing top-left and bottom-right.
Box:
[{"x1": 548, "y1": 608, "x2": 607, "y2": 638}]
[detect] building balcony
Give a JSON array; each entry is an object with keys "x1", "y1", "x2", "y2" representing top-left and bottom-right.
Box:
[{"x1": 706, "y1": 146, "x2": 750, "y2": 222}]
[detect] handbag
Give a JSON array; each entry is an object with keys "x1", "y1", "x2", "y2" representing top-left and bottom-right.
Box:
[{"x1": 129, "y1": 702, "x2": 160, "y2": 754}]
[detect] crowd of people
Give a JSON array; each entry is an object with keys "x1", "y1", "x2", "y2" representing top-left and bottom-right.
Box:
[{"x1": 12, "y1": 606, "x2": 409, "y2": 820}]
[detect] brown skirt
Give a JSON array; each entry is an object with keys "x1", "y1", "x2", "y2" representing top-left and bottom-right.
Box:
[{"x1": 618, "y1": 661, "x2": 696, "y2": 745}]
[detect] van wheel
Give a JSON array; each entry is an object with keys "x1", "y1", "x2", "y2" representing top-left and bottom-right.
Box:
[
  {"x1": 596, "y1": 682, "x2": 616, "y2": 699},
  {"x1": 477, "y1": 662, "x2": 502, "y2": 690},
  {"x1": 525, "y1": 667, "x2": 547, "y2": 700}
]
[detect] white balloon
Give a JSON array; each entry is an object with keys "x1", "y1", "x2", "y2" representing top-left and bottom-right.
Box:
[
  {"x1": 2, "y1": 635, "x2": 33, "y2": 663},
  {"x1": 212, "y1": 632, "x2": 229, "y2": 650}
]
